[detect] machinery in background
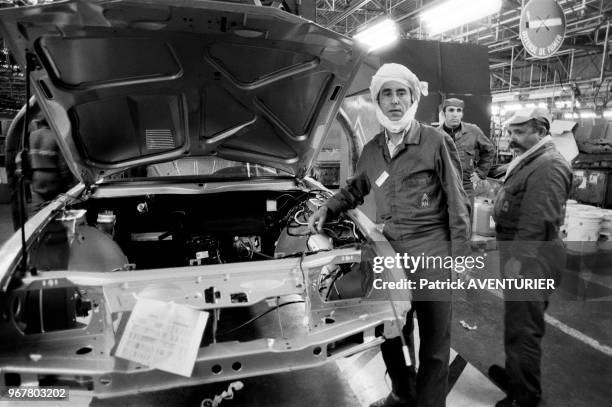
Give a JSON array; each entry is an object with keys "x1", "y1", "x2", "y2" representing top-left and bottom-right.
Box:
[
  {"x1": 571, "y1": 154, "x2": 612, "y2": 208},
  {"x1": 571, "y1": 119, "x2": 612, "y2": 208}
]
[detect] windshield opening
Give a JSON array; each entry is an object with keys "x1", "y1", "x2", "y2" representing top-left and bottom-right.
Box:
[{"x1": 104, "y1": 157, "x2": 292, "y2": 182}]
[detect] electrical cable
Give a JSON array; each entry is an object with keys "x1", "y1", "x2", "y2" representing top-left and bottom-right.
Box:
[
  {"x1": 293, "y1": 207, "x2": 309, "y2": 225},
  {"x1": 216, "y1": 300, "x2": 305, "y2": 337},
  {"x1": 236, "y1": 239, "x2": 275, "y2": 259},
  {"x1": 347, "y1": 220, "x2": 358, "y2": 239},
  {"x1": 285, "y1": 227, "x2": 311, "y2": 237},
  {"x1": 275, "y1": 193, "x2": 302, "y2": 212},
  {"x1": 201, "y1": 381, "x2": 244, "y2": 407},
  {"x1": 251, "y1": 250, "x2": 275, "y2": 259},
  {"x1": 322, "y1": 227, "x2": 340, "y2": 239},
  {"x1": 325, "y1": 270, "x2": 343, "y2": 301}
]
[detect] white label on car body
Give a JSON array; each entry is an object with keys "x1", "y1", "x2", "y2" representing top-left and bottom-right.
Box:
[{"x1": 196, "y1": 251, "x2": 209, "y2": 259}]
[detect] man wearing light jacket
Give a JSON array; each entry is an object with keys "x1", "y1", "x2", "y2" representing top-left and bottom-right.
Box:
[
  {"x1": 439, "y1": 98, "x2": 495, "y2": 199},
  {"x1": 308, "y1": 63, "x2": 471, "y2": 407},
  {"x1": 489, "y1": 107, "x2": 571, "y2": 407}
]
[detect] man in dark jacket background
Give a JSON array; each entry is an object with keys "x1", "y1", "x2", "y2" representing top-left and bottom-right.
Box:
[
  {"x1": 489, "y1": 107, "x2": 572, "y2": 407},
  {"x1": 439, "y1": 98, "x2": 495, "y2": 199},
  {"x1": 309, "y1": 63, "x2": 471, "y2": 407},
  {"x1": 7, "y1": 110, "x2": 74, "y2": 229},
  {"x1": 26, "y1": 117, "x2": 74, "y2": 215}
]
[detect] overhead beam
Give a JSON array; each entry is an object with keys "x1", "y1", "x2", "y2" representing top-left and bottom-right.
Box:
[{"x1": 325, "y1": 0, "x2": 373, "y2": 28}]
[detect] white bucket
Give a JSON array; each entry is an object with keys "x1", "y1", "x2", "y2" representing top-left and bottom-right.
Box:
[
  {"x1": 566, "y1": 212, "x2": 602, "y2": 253},
  {"x1": 561, "y1": 201, "x2": 581, "y2": 240},
  {"x1": 601, "y1": 211, "x2": 612, "y2": 235}
]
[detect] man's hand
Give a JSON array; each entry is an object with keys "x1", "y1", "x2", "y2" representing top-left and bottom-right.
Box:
[
  {"x1": 308, "y1": 206, "x2": 329, "y2": 234},
  {"x1": 470, "y1": 172, "x2": 481, "y2": 185}
]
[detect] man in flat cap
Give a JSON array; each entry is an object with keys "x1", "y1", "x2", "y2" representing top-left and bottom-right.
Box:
[
  {"x1": 309, "y1": 63, "x2": 471, "y2": 407},
  {"x1": 488, "y1": 107, "x2": 571, "y2": 407},
  {"x1": 439, "y1": 98, "x2": 495, "y2": 200}
]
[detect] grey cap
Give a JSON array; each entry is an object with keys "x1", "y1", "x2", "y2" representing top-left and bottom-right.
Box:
[{"x1": 507, "y1": 107, "x2": 552, "y2": 128}]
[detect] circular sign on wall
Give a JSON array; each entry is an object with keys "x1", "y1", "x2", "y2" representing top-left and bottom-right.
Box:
[{"x1": 519, "y1": 0, "x2": 566, "y2": 59}]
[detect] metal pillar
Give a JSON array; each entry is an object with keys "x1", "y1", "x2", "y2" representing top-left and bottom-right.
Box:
[
  {"x1": 509, "y1": 46, "x2": 514, "y2": 91},
  {"x1": 569, "y1": 49, "x2": 575, "y2": 81},
  {"x1": 539, "y1": 64, "x2": 543, "y2": 87},
  {"x1": 600, "y1": 20, "x2": 610, "y2": 83}
]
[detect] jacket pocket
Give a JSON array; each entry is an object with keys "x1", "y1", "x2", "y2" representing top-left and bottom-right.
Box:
[
  {"x1": 403, "y1": 172, "x2": 434, "y2": 186},
  {"x1": 459, "y1": 149, "x2": 475, "y2": 173},
  {"x1": 494, "y1": 186, "x2": 524, "y2": 224},
  {"x1": 401, "y1": 172, "x2": 438, "y2": 210}
]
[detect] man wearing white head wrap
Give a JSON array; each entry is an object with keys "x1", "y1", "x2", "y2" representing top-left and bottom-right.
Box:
[
  {"x1": 369, "y1": 62, "x2": 429, "y2": 134},
  {"x1": 309, "y1": 63, "x2": 471, "y2": 407}
]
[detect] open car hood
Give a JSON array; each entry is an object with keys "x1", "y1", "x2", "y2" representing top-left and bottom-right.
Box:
[{"x1": 0, "y1": 0, "x2": 363, "y2": 185}]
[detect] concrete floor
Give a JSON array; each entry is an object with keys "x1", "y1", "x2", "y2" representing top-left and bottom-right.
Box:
[{"x1": 0, "y1": 203, "x2": 610, "y2": 407}]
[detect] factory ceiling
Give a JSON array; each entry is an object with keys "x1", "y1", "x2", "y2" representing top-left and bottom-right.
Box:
[
  {"x1": 0, "y1": 0, "x2": 610, "y2": 118},
  {"x1": 316, "y1": 0, "x2": 612, "y2": 102}
]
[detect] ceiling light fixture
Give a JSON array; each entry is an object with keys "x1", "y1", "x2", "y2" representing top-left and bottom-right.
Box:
[
  {"x1": 353, "y1": 17, "x2": 400, "y2": 52},
  {"x1": 503, "y1": 103, "x2": 523, "y2": 112},
  {"x1": 563, "y1": 112, "x2": 577, "y2": 120},
  {"x1": 420, "y1": 0, "x2": 502, "y2": 36}
]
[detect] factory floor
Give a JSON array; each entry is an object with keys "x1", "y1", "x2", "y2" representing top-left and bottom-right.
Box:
[{"x1": 0, "y1": 203, "x2": 610, "y2": 407}]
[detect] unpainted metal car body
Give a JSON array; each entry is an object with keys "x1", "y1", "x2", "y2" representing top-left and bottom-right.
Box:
[{"x1": 0, "y1": 0, "x2": 410, "y2": 398}]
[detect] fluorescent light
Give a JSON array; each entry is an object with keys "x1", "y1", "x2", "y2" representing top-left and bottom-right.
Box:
[
  {"x1": 492, "y1": 92, "x2": 519, "y2": 103},
  {"x1": 421, "y1": 0, "x2": 502, "y2": 36},
  {"x1": 537, "y1": 102, "x2": 548, "y2": 108},
  {"x1": 579, "y1": 111, "x2": 596, "y2": 119},
  {"x1": 604, "y1": 110, "x2": 612, "y2": 119},
  {"x1": 525, "y1": 103, "x2": 536, "y2": 108},
  {"x1": 563, "y1": 112, "x2": 578, "y2": 120},
  {"x1": 575, "y1": 100, "x2": 581, "y2": 108},
  {"x1": 504, "y1": 103, "x2": 523, "y2": 112},
  {"x1": 353, "y1": 18, "x2": 400, "y2": 52},
  {"x1": 555, "y1": 100, "x2": 573, "y2": 109}
]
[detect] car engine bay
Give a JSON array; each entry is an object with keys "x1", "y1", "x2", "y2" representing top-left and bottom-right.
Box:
[{"x1": 28, "y1": 189, "x2": 363, "y2": 273}]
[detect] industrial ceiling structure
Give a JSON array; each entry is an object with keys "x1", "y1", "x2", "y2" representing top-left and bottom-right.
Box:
[
  {"x1": 316, "y1": 0, "x2": 612, "y2": 113},
  {"x1": 0, "y1": 0, "x2": 611, "y2": 118}
]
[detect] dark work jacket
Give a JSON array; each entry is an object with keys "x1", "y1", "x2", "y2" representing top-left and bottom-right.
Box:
[
  {"x1": 440, "y1": 122, "x2": 495, "y2": 196},
  {"x1": 325, "y1": 121, "x2": 471, "y2": 257},
  {"x1": 493, "y1": 142, "x2": 572, "y2": 279},
  {"x1": 27, "y1": 122, "x2": 73, "y2": 201}
]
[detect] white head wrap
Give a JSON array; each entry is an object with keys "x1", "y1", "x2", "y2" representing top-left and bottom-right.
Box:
[{"x1": 369, "y1": 63, "x2": 429, "y2": 133}]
